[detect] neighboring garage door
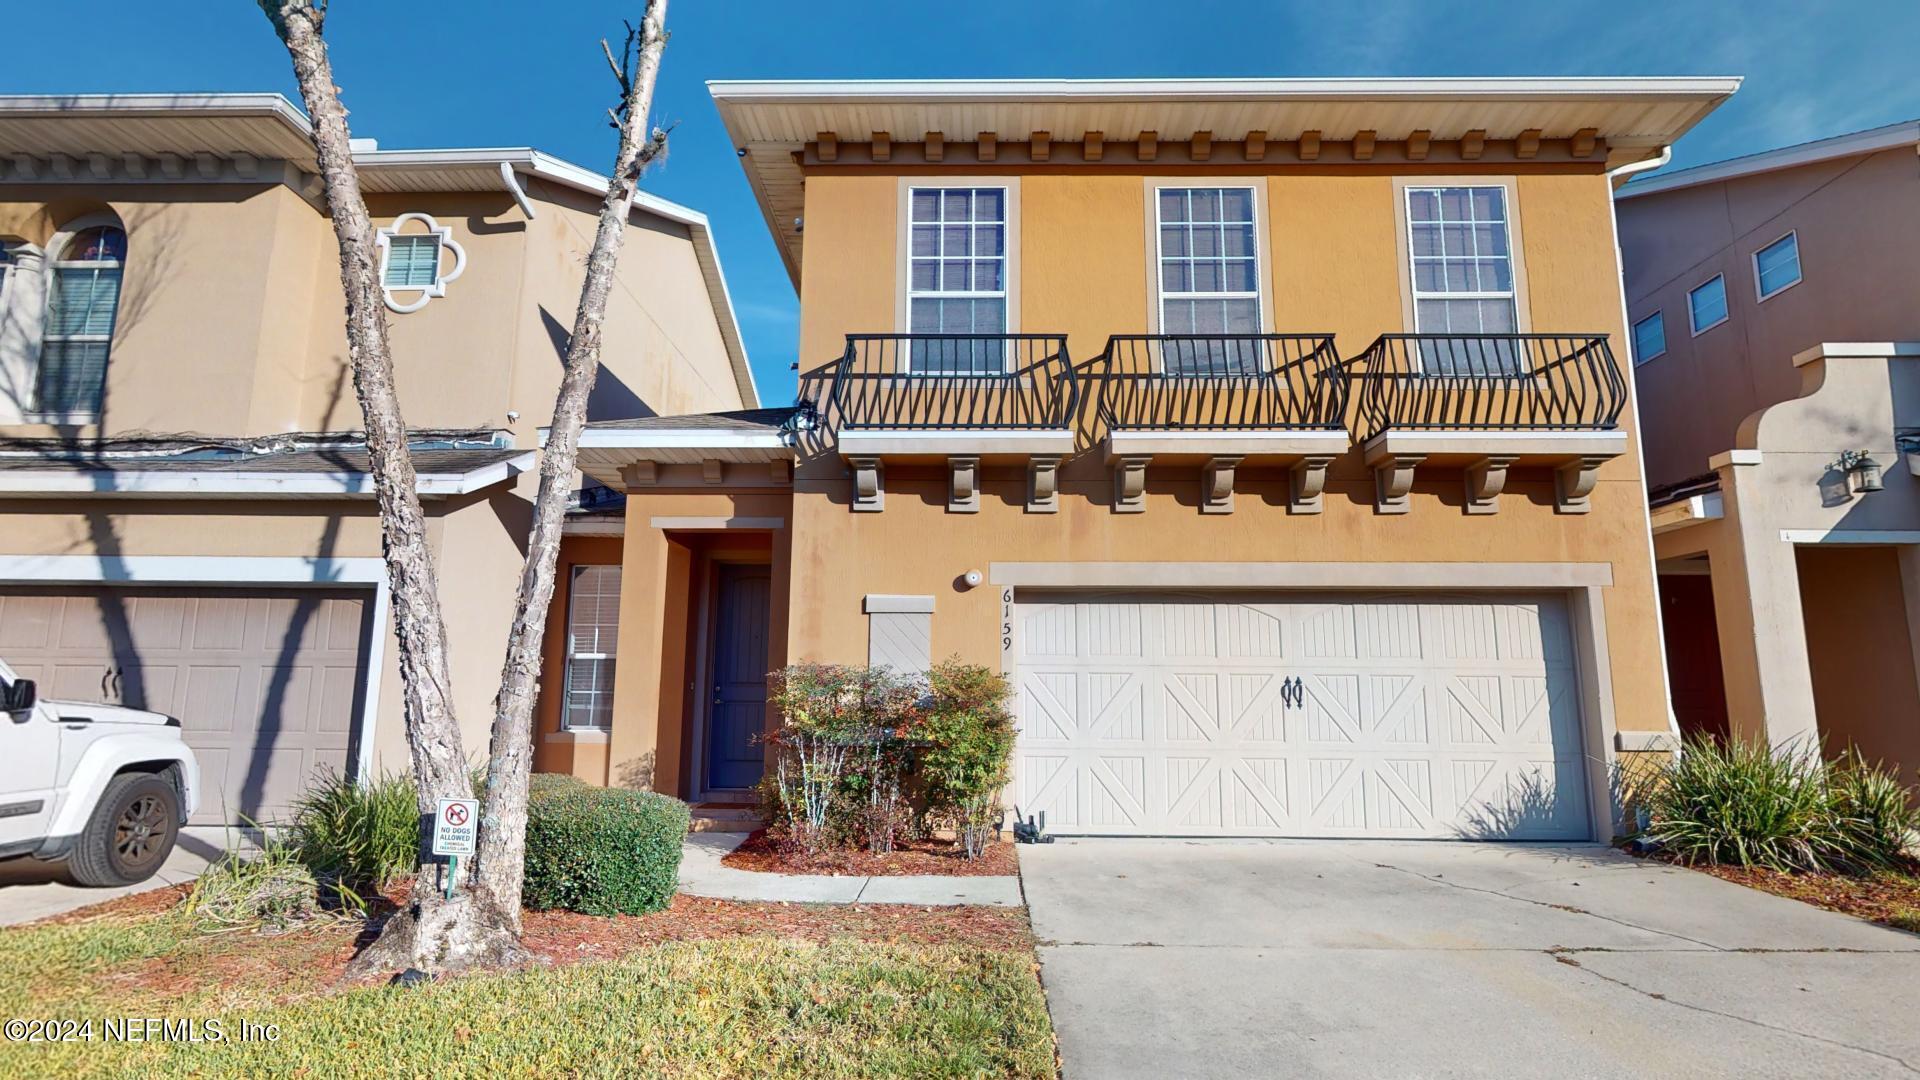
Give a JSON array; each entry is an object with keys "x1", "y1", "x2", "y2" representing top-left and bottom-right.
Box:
[
  {"x1": 0, "y1": 587, "x2": 371, "y2": 826},
  {"x1": 1013, "y1": 591, "x2": 1590, "y2": 839}
]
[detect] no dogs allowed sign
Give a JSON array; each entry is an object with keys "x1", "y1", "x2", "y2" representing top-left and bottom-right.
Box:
[{"x1": 432, "y1": 797, "x2": 479, "y2": 857}]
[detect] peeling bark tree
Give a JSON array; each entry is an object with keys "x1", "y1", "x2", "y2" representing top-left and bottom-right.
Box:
[
  {"x1": 473, "y1": 2, "x2": 672, "y2": 922},
  {"x1": 258, "y1": 0, "x2": 673, "y2": 973}
]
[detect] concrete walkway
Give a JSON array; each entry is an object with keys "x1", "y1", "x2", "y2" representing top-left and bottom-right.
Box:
[
  {"x1": 679, "y1": 832, "x2": 1023, "y2": 906},
  {"x1": 0, "y1": 826, "x2": 240, "y2": 927},
  {"x1": 1024, "y1": 839, "x2": 1920, "y2": 1080}
]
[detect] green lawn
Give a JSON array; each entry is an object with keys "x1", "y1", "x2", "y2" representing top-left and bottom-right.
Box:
[{"x1": 0, "y1": 906, "x2": 1056, "y2": 1079}]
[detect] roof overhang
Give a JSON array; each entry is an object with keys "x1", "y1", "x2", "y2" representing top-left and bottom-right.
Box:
[
  {"x1": 0, "y1": 94, "x2": 758, "y2": 409},
  {"x1": 1618, "y1": 119, "x2": 1920, "y2": 201},
  {"x1": 711, "y1": 76, "x2": 1742, "y2": 285},
  {"x1": 568, "y1": 427, "x2": 793, "y2": 487},
  {"x1": 0, "y1": 450, "x2": 534, "y2": 499},
  {"x1": 1650, "y1": 490, "x2": 1725, "y2": 534}
]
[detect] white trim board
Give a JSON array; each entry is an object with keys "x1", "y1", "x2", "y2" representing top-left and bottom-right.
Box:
[
  {"x1": 990, "y1": 561, "x2": 1614, "y2": 589},
  {"x1": 1781, "y1": 529, "x2": 1920, "y2": 544},
  {"x1": 0, "y1": 554, "x2": 389, "y2": 783},
  {"x1": 0, "y1": 453, "x2": 534, "y2": 499}
]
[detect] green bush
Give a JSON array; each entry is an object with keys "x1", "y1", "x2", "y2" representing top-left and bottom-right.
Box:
[
  {"x1": 1636, "y1": 736, "x2": 1919, "y2": 874},
  {"x1": 917, "y1": 660, "x2": 1017, "y2": 859},
  {"x1": 286, "y1": 769, "x2": 421, "y2": 901},
  {"x1": 523, "y1": 782, "x2": 689, "y2": 915},
  {"x1": 185, "y1": 840, "x2": 331, "y2": 930}
]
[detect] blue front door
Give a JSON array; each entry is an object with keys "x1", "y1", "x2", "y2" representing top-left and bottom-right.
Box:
[{"x1": 705, "y1": 564, "x2": 770, "y2": 792}]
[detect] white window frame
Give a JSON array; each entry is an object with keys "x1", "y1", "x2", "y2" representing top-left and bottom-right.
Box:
[
  {"x1": 375, "y1": 212, "x2": 466, "y2": 314},
  {"x1": 35, "y1": 215, "x2": 127, "y2": 424},
  {"x1": 561, "y1": 564, "x2": 621, "y2": 732},
  {"x1": 1688, "y1": 274, "x2": 1729, "y2": 337},
  {"x1": 1751, "y1": 230, "x2": 1802, "y2": 302},
  {"x1": 1147, "y1": 181, "x2": 1269, "y2": 345},
  {"x1": 1632, "y1": 311, "x2": 1667, "y2": 366},
  {"x1": 1399, "y1": 181, "x2": 1526, "y2": 338},
  {"x1": 896, "y1": 178, "x2": 1019, "y2": 374}
]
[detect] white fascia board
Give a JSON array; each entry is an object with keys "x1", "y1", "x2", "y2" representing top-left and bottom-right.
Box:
[
  {"x1": 572, "y1": 428, "x2": 788, "y2": 451},
  {"x1": 0, "y1": 451, "x2": 533, "y2": 498},
  {"x1": 0, "y1": 92, "x2": 311, "y2": 130},
  {"x1": 1618, "y1": 119, "x2": 1920, "y2": 201},
  {"x1": 1649, "y1": 491, "x2": 1724, "y2": 534},
  {"x1": 708, "y1": 76, "x2": 1743, "y2": 104}
]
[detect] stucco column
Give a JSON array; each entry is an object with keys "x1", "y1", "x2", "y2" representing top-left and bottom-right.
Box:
[
  {"x1": 607, "y1": 520, "x2": 691, "y2": 794},
  {"x1": 1708, "y1": 452, "x2": 1820, "y2": 749}
]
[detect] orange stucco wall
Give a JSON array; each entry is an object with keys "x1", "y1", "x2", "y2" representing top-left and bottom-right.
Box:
[{"x1": 1796, "y1": 546, "x2": 1920, "y2": 777}]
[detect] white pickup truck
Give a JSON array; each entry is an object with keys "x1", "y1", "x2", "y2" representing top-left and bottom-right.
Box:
[{"x1": 0, "y1": 658, "x2": 199, "y2": 886}]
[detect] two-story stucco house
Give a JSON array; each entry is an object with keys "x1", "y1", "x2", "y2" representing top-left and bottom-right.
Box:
[
  {"x1": 539, "y1": 77, "x2": 1738, "y2": 842},
  {"x1": 0, "y1": 94, "x2": 757, "y2": 824},
  {"x1": 1619, "y1": 120, "x2": 1920, "y2": 779}
]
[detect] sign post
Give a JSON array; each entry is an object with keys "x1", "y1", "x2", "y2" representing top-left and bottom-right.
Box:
[{"x1": 431, "y1": 797, "x2": 479, "y2": 899}]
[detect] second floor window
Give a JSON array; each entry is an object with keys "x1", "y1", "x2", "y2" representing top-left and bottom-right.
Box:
[
  {"x1": 1753, "y1": 232, "x2": 1802, "y2": 300},
  {"x1": 563, "y1": 565, "x2": 622, "y2": 730},
  {"x1": 908, "y1": 187, "x2": 1006, "y2": 375},
  {"x1": 1689, "y1": 275, "x2": 1728, "y2": 335},
  {"x1": 383, "y1": 234, "x2": 443, "y2": 288},
  {"x1": 1633, "y1": 312, "x2": 1666, "y2": 366},
  {"x1": 1156, "y1": 186, "x2": 1261, "y2": 374},
  {"x1": 1406, "y1": 186, "x2": 1520, "y2": 375},
  {"x1": 39, "y1": 224, "x2": 127, "y2": 416}
]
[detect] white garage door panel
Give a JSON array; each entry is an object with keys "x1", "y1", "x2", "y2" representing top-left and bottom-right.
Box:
[{"x1": 1014, "y1": 592, "x2": 1590, "y2": 840}]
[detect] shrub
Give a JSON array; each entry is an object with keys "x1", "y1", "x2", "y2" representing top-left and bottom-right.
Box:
[
  {"x1": 1637, "y1": 736, "x2": 1919, "y2": 874},
  {"x1": 763, "y1": 663, "x2": 919, "y2": 853},
  {"x1": 185, "y1": 840, "x2": 332, "y2": 931},
  {"x1": 285, "y1": 769, "x2": 421, "y2": 902},
  {"x1": 523, "y1": 783, "x2": 689, "y2": 915},
  {"x1": 917, "y1": 660, "x2": 1017, "y2": 859}
]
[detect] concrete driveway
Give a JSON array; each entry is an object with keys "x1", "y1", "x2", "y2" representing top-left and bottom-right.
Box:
[
  {"x1": 1022, "y1": 839, "x2": 1920, "y2": 1079},
  {"x1": 0, "y1": 826, "x2": 235, "y2": 926}
]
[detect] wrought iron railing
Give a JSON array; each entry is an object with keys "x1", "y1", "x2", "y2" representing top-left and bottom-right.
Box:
[
  {"x1": 1345, "y1": 334, "x2": 1625, "y2": 442},
  {"x1": 1088, "y1": 334, "x2": 1348, "y2": 432},
  {"x1": 826, "y1": 334, "x2": 1077, "y2": 431}
]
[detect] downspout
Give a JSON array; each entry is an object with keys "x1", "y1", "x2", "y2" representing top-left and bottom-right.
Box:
[
  {"x1": 499, "y1": 161, "x2": 538, "y2": 220},
  {"x1": 1604, "y1": 143, "x2": 1687, "y2": 781}
]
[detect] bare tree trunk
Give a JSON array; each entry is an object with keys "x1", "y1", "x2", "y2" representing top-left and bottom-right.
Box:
[
  {"x1": 471, "y1": 2, "x2": 672, "y2": 922},
  {"x1": 258, "y1": 0, "x2": 523, "y2": 975}
]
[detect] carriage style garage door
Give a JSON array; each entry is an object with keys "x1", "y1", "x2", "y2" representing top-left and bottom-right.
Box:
[
  {"x1": 0, "y1": 587, "x2": 371, "y2": 826},
  {"x1": 1012, "y1": 591, "x2": 1591, "y2": 839}
]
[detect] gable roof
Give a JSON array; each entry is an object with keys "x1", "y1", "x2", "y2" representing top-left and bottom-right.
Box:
[
  {"x1": 0, "y1": 93, "x2": 757, "y2": 408},
  {"x1": 710, "y1": 76, "x2": 1741, "y2": 286},
  {"x1": 1615, "y1": 117, "x2": 1920, "y2": 201}
]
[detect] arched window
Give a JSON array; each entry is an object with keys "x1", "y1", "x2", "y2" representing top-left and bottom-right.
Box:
[{"x1": 38, "y1": 222, "x2": 127, "y2": 416}]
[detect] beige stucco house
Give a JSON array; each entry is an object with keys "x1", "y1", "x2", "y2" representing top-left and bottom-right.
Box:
[
  {"x1": 0, "y1": 94, "x2": 757, "y2": 824},
  {"x1": 536, "y1": 76, "x2": 1739, "y2": 842},
  {"x1": 1618, "y1": 121, "x2": 1920, "y2": 778}
]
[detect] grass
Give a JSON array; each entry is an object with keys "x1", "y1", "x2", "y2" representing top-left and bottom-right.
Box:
[{"x1": 0, "y1": 901, "x2": 1054, "y2": 1079}]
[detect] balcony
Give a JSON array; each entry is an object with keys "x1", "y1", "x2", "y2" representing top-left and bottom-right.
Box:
[
  {"x1": 1088, "y1": 334, "x2": 1351, "y2": 513},
  {"x1": 1346, "y1": 334, "x2": 1629, "y2": 514},
  {"x1": 826, "y1": 334, "x2": 1078, "y2": 512}
]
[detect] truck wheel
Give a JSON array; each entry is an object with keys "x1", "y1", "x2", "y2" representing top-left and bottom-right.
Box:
[{"x1": 68, "y1": 773, "x2": 180, "y2": 887}]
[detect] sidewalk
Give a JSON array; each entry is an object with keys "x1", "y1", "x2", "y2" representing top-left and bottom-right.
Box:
[{"x1": 679, "y1": 832, "x2": 1023, "y2": 906}]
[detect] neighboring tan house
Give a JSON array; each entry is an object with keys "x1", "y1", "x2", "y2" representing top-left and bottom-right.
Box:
[
  {"x1": 1619, "y1": 120, "x2": 1920, "y2": 778},
  {"x1": 0, "y1": 94, "x2": 757, "y2": 825},
  {"x1": 538, "y1": 76, "x2": 1737, "y2": 842}
]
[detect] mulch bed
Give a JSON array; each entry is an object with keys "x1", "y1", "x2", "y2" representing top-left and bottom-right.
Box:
[
  {"x1": 721, "y1": 828, "x2": 1019, "y2": 877},
  {"x1": 1690, "y1": 863, "x2": 1920, "y2": 934}
]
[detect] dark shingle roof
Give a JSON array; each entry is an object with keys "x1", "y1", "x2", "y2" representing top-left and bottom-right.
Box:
[{"x1": 584, "y1": 407, "x2": 797, "y2": 432}]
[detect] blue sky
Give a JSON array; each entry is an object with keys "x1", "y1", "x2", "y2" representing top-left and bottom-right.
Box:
[{"x1": 3, "y1": 1, "x2": 1910, "y2": 404}]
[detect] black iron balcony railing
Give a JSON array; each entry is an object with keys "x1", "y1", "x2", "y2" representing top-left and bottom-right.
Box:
[
  {"x1": 827, "y1": 334, "x2": 1078, "y2": 431},
  {"x1": 1346, "y1": 334, "x2": 1625, "y2": 442},
  {"x1": 1089, "y1": 334, "x2": 1348, "y2": 432}
]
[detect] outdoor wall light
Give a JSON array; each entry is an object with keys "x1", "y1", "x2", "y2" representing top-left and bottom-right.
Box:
[
  {"x1": 1834, "y1": 449, "x2": 1885, "y2": 495},
  {"x1": 963, "y1": 569, "x2": 984, "y2": 588}
]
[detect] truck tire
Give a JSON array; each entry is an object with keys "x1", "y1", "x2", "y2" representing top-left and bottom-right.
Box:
[{"x1": 68, "y1": 772, "x2": 181, "y2": 887}]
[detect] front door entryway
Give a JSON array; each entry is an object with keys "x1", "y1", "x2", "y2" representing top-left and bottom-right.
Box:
[{"x1": 704, "y1": 564, "x2": 771, "y2": 793}]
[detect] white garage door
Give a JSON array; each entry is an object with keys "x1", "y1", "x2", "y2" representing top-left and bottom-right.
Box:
[{"x1": 1012, "y1": 591, "x2": 1591, "y2": 839}]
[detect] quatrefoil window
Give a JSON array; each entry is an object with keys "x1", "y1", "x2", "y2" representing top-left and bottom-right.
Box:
[{"x1": 376, "y1": 212, "x2": 466, "y2": 313}]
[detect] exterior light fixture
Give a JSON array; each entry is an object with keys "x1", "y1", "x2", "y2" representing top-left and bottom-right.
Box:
[{"x1": 1833, "y1": 449, "x2": 1884, "y2": 495}]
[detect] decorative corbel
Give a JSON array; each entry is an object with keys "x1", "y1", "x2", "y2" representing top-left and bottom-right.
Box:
[
  {"x1": 1555, "y1": 456, "x2": 1609, "y2": 514},
  {"x1": 948, "y1": 456, "x2": 980, "y2": 513},
  {"x1": 850, "y1": 456, "x2": 884, "y2": 512},
  {"x1": 1030, "y1": 131, "x2": 1051, "y2": 161},
  {"x1": 1465, "y1": 455, "x2": 1517, "y2": 515},
  {"x1": 1202, "y1": 456, "x2": 1242, "y2": 514},
  {"x1": 870, "y1": 132, "x2": 891, "y2": 162},
  {"x1": 1137, "y1": 131, "x2": 1158, "y2": 161},
  {"x1": 770, "y1": 458, "x2": 792, "y2": 484},
  {"x1": 977, "y1": 132, "x2": 997, "y2": 162},
  {"x1": 1406, "y1": 130, "x2": 1431, "y2": 161},
  {"x1": 1113, "y1": 455, "x2": 1150, "y2": 513},
  {"x1": 1297, "y1": 131, "x2": 1320, "y2": 161},
  {"x1": 1245, "y1": 130, "x2": 1267, "y2": 160},
  {"x1": 1082, "y1": 131, "x2": 1104, "y2": 161},
  {"x1": 623, "y1": 460, "x2": 658, "y2": 487},
  {"x1": 1190, "y1": 131, "x2": 1213, "y2": 161},
  {"x1": 86, "y1": 153, "x2": 113, "y2": 180},
  {"x1": 1027, "y1": 455, "x2": 1062, "y2": 513},
  {"x1": 194, "y1": 152, "x2": 221, "y2": 179},
  {"x1": 121, "y1": 153, "x2": 148, "y2": 179},
  {"x1": 924, "y1": 131, "x2": 944, "y2": 162},
  {"x1": 1289, "y1": 455, "x2": 1336, "y2": 514},
  {"x1": 702, "y1": 458, "x2": 725, "y2": 485},
  {"x1": 1353, "y1": 130, "x2": 1376, "y2": 160},
  {"x1": 1372, "y1": 454, "x2": 1425, "y2": 514}
]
